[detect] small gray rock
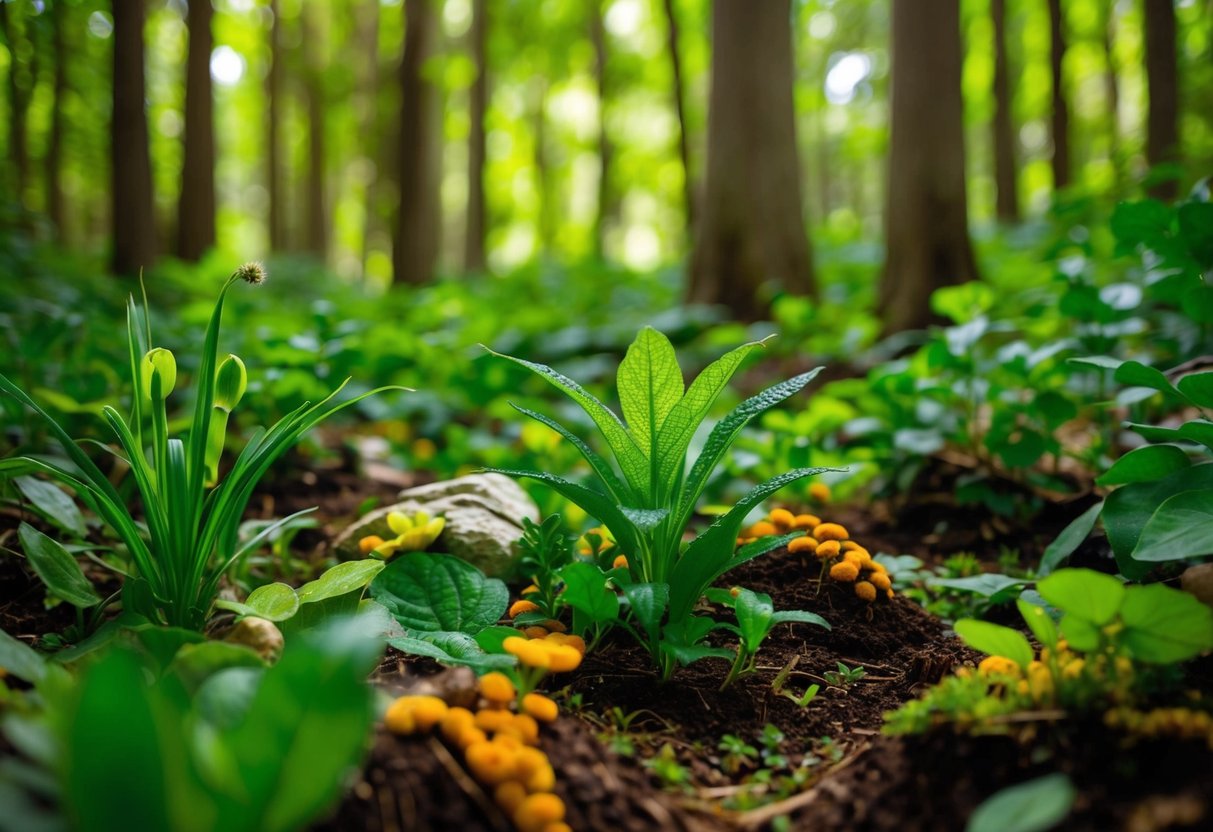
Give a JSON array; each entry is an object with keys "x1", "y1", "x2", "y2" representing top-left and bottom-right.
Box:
[{"x1": 332, "y1": 474, "x2": 538, "y2": 577}]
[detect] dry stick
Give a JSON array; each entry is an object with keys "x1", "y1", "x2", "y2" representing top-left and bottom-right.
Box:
[
  {"x1": 732, "y1": 741, "x2": 872, "y2": 830},
  {"x1": 425, "y1": 736, "x2": 511, "y2": 832}
]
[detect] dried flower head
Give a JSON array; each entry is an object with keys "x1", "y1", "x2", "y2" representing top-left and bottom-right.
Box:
[{"x1": 235, "y1": 261, "x2": 267, "y2": 285}]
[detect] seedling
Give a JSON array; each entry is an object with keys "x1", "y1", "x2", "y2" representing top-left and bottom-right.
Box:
[
  {"x1": 771, "y1": 656, "x2": 821, "y2": 708},
  {"x1": 823, "y1": 662, "x2": 866, "y2": 689},
  {"x1": 706, "y1": 587, "x2": 829, "y2": 690}
]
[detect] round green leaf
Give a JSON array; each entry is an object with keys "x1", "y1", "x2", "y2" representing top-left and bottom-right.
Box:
[
  {"x1": 1131, "y1": 490, "x2": 1213, "y2": 562},
  {"x1": 1177, "y1": 371, "x2": 1213, "y2": 409},
  {"x1": 1037, "y1": 568, "x2": 1125, "y2": 626},
  {"x1": 1119, "y1": 583, "x2": 1213, "y2": 664},
  {"x1": 370, "y1": 552, "x2": 508, "y2": 634},
  {"x1": 966, "y1": 773, "x2": 1075, "y2": 832},
  {"x1": 953, "y1": 619, "x2": 1034, "y2": 669},
  {"x1": 244, "y1": 583, "x2": 301, "y2": 622},
  {"x1": 296, "y1": 560, "x2": 385, "y2": 605},
  {"x1": 1017, "y1": 599, "x2": 1058, "y2": 649},
  {"x1": 1096, "y1": 444, "x2": 1191, "y2": 487}
]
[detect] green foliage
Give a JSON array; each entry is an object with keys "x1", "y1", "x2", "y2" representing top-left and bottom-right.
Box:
[
  {"x1": 487, "y1": 326, "x2": 831, "y2": 677},
  {"x1": 514, "y1": 515, "x2": 574, "y2": 619},
  {"x1": 706, "y1": 587, "x2": 829, "y2": 690},
  {"x1": 0, "y1": 267, "x2": 400, "y2": 629},
  {"x1": 216, "y1": 559, "x2": 385, "y2": 632},
  {"x1": 966, "y1": 774, "x2": 1076, "y2": 832},
  {"x1": 370, "y1": 552, "x2": 508, "y2": 635}
]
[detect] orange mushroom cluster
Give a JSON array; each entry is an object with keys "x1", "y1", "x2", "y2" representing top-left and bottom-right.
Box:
[
  {"x1": 384, "y1": 671, "x2": 573, "y2": 832},
  {"x1": 738, "y1": 509, "x2": 895, "y2": 604}
]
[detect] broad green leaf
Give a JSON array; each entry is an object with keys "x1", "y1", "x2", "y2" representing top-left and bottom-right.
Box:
[
  {"x1": 1036, "y1": 569, "x2": 1124, "y2": 626},
  {"x1": 661, "y1": 643, "x2": 734, "y2": 667},
  {"x1": 1177, "y1": 420, "x2": 1213, "y2": 453},
  {"x1": 616, "y1": 327, "x2": 683, "y2": 457},
  {"x1": 1181, "y1": 284, "x2": 1213, "y2": 324},
  {"x1": 678, "y1": 369, "x2": 825, "y2": 521},
  {"x1": 1113, "y1": 360, "x2": 1176, "y2": 395},
  {"x1": 388, "y1": 634, "x2": 517, "y2": 673},
  {"x1": 296, "y1": 560, "x2": 384, "y2": 605},
  {"x1": 1119, "y1": 583, "x2": 1213, "y2": 663},
  {"x1": 655, "y1": 341, "x2": 763, "y2": 493},
  {"x1": 734, "y1": 589, "x2": 775, "y2": 650},
  {"x1": 558, "y1": 561, "x2": 620, "y2": 625},
  {"x1": 167, "y1": 641, "x2": 265, "y2": 693},
  {"x1": 244, "y1": 583, "x2": 301, "y2": 622},
  {"x1": 1178, "y1": 201, "x2": 1213, "y2": 266},
  {"x1": 1110, "y1": 199, "x2": 1171, "y2": 247},
  {"x1": 485, "y1": 348, "x2": 650, "y2": 497},
  {"x1": 1097, "y1": 444, "x2": 1191, "y2": 486},
  {"x1": 1060, "y1": 614, "x2": 1101, "y2": 651},
  {"x1": 930, "y1": 574, "x2": 1028, "y2": 598},
  {"x1": 133, "y1": 626, "x2": 208, "y2": 673},
  {"x1": 623, "y1": 582, "x2": 668, "y2": 650},
  {"x1": 1039, "y1": 502, "x2": 1103, "y2": 576},
  {"x1": 1016, "y1": 599, "x2": 1058, "y2": 649},
  {"x1": 0, "y1": 628, "x2": 47, "y2": 684},
  {"x1": 13, "y1": 477, "x2": 86, "y2": 537},
  {"x1": 1066, "y1": 355, "x2": 1122, "y2": 371},
  {"x1": 510, "y1": 404, "x2": 632, "y2": 501},
  {"x1": 953, "y1": 620, "x2": 1034, "y2": 669},
  {"x1": 769, "y1": 609, "x2": 830, "y2": 630},
  {"x1": 1177, "y1": 371, "x2": 1213, "y2": 409},
  {"x1": 1102, "y1": 464, "x2": 1213, "y2": 579},
  {"x1": 1131, "y1": 490, "x2": 1213, "y2": 562},
  {"x1": 17, "y1": 522, "x2": 101, "y2": 608},
  {"x1": 619, "y1": 506, "x2": 669, "y2": 532},
  {"x1": 966, "y1": 773, "x2": 1075, "y2": 832},
  {"x1": 370, "y1": 552, "x2": 508, "y2": 634}
]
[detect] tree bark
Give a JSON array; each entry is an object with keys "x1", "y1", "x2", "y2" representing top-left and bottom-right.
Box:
[
  {"x1": 1102, "y1": 0, "x2": 1121, "y2": 185},
  {"x1": 464, "y1": 0, "x2": 488, "y2": 272},
  {"x1": 392, "y1": 0, "x2": 442, "y2": 284},
  {"x1": 46, "y1": 0, "x2": 68, "y2": 237},
  {"x1": 662, "y1": 0, "x2": 694, "y2": 233},
  {"x1": 302, "y1": 3, "x2": 328, "y2": 259},
  {"x1": 589, "y1": 0, "x2": 615, "y2": 259},
  {"x1": 1047, "y1": 0, "x2": 1070, "y2": 189},
  {"x1": 688, "y1": 0, "x2": 815, "y2": 321},
  {"x1": 0, "y1": 1, "x2": 31, "y2": 208},
  {"x1": 266, "y1": 0, "x2": 286, "y2": 250},
  {"x1": 991, "y1": 0, "x2": 1019, "y2": 222},
  {"x1": 111, "y1": 0, "x2": 157, "y2": 276},
  {"x1": 177, "y1": 0, "x2": 216, "y2": 260},
  {"x1": 1143, "y1": 0, "x2": 1180, "y2": 199},
  {"x1": 356, "y1": 0, "x2": 381, "y2": 276},
  {"x1": 878, "y1": 0, "x2": 978, "y2": 334}
]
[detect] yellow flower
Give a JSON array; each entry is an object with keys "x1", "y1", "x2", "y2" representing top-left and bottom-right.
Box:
[
  {"x1": 977, "y1": 656, "x2": 1020, "y2": 678},
  {"x1": 829, "y1": 561, "x2": 859, "y2": 582},
  {"x1": 358, "y1": 535, "x2": 385, "y2": 555},
  {"x1": 373, "y1": 511, "x2": 446, "y2": 558},
  {"x1": 854, "y1": 581, "x2": 877, "y2": 602}
]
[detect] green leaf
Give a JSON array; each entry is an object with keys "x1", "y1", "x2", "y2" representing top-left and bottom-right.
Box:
[
  {"x1": 623, "y1": 582, "x2": 668, "y2": 650},
  {"x1": 1113, "y1": 361, "x2": 1176, "y2": 395},
  {"x1": 510, "y1": 404, "x2": 632, "y2": 501},
  {"x1": 244, "y1": 583, "x2": 301, "y2": 622},
  {"x1": 1102, "y1": 464, "x2": 1213, "y2": 579},
  {"x1": 1097, "y1": 444, "x2": 1192, "y2": 486},
  {"x1": 734, "y1": 589, "x2": 775, "y2": 651},
  {"x1": 930, "y1": 574, "x2": 1028, "y2": 598},
  {"x1": 616, "y1": 327, "x2": 684, "y2": 457},
  {"x1": 558, "y1": 561, "x2": 619, "y2": 625},
  {"x1": 12, "y1": 477, "x2": 86, "y2": 537},
  {"x1": 1177, "y1": 371, "x2": 1213, "y2": 409},
  {"x1": 1066, "y1": 355, "x2": 1122, "y2": 371},
  {"x1": 296, "y1": 560, "x2": 384, "y2": 605},
  {"x1": 619, "y1": 506, "x2": 669, "y2": 532},
  {"x1": 1178, "y1": 201, "x2": 1213, "y2": 267},
  {"x1": 1060, "y1": 614, "x2": 1101, "y2": 652},
  {"x1": 388, "y1": 634, "x2": 517, "y2": 673},
  {"x1": 1131, "y1": 489, "x2": 1213, "y2": 562},
  {"x1": 1177, "y1": 420, "x2": 1213, "y2": 453},
  {"x1": 167, "y1": 641, "x2": 265, "y2": 693},
  {"x1": 1017, "y1": 599, "x2": 1058, "y2": 649},
  {"x1": 966, "y1": 773, "x2": 1075, "y2": 832},
  {"x1": 661, "y1": 643, "x2": 734, "y2": 667},
  {"x1": 1110, "y1": 199, "x2": 1172, "y2": 247},
  {"x1": 1181, "y1": 284, "x2": 1213, "y2": 324},
  {"x1": 17, "y1": 522, "x2": 101, "y2": 608},
  {"x1": 1119, "y1": 583, "x2": 1213, "y2": 664},
  {"x1": 370, "y1": 552, "x2": 508, "y2": 634},
  {"x1": 953, "y1": 620, "x2": 1034, "y2": 669},
  {"x1": 1036, "y1": 569, "x2": 1124, "y2": 626},
  {"x1": 769, "y1": 609, "x2": 830, "y2": 630},
  {"x1": 0, "y1": 628, "x2": 46, "y2": 684},
  {"x1": 1039, "y1": 502, "x2": 1103, "y2": 576}
]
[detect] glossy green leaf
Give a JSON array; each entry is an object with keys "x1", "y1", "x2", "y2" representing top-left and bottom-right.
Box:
[
  {"x1": 1017, "y1": 599, "x2": 1058, "y2": 649},
  {"x1": 770, "y1": 609, "x2": 830, "y2": 629},
  {"x1": 12, "y1": 476, "x2": 86, "y2": 537},
  {"x1": 1119, "y1": 583, "x2": 1213, "y2": 663},
  {"x1": 623, "y1": 582, "x2": 668, "y2": 650},
  {"x1": 389, "y1": 634, "x2": 517, "y2": 673},
  {"x1": 953, "y1": 619, "x2": 1034, "y2": 669},
  {"x1": 966, "y1": 773, "x2": 1075, "y2": 832},
  {"x1": 617, "y1": 327, "x2": 683, "y2": 457},
  {"x1": 558, "y1": 561, "x2": 619, "y2": 625},
  {"x1": 1039, "y1": 502, "x2": 1103, "y2": 576},
  {"x1": 1102, "y1": 464, "x2": 1213, "y2": 579},
  {"x1": 1177, "y1": 371, "x2": 1213, "y2": 409},
  {"x1": 1037, "y1": 569, "x2": 1124, "y2": 625},
  {"x1": 370, "y1": 552, "x2": 508, "y2": 634},
  {"x1": 1113, "y1": 360, "x2": 1175, "y2": 395},
  {"x1": 244, "y1": 583, "x2": 301, "y2": 622},
  {"x1": 1177, "y1": 420, "x2": 1213, "y2": 453},
  {"x1": 734, "y1": 589, "x2": 775, "y2": 650},
  {"x1": 930, "y1": 574, "x2": 1028, "y2": 598},
  {"x1": 1097, "y1": 444, "x2": 1191, "y2": 486},
  {"x1": 296, "y1": 560, "x2": 384, "y2": 605},
  {"x1": 17, "y1": 522, "x2": 101, "y2": 608},
  {"x1": 1131, "y1": 490, "x2": 1213, "y2": 562}
]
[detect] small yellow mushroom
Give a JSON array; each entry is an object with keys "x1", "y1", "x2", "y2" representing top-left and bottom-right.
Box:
[
  {"x1": 358, "y1": 535, "x2": 385, "y2": 555},
  {"x1": 788, "y1": 536, "x2": 819, "y2": 555},
  {"x1": 768, "y1": 508, "x2": 795, "y2": 531},
  {"x1": 522, "y1": 693, "x2": 559, "y2": 723},
  {"x1": 465, "y1": 740, "x2": 518, "y2": 786},
  {"x1": 455, "y1": 726, "x2": 488, "y2": 749},
  {"x1": 510, "y1": 599, "x2": 541, "y2": 618},
  {"x1": 475, "y1": 708, "x2": 516, "y2": 734},
  {"x1": 816, "y1": 540, "x2": 842, "y2": 560},
  {"x1": 828, "y1": 561, "x2": 859, "y2": 583},
  {"x1": 791, "y1": 513, "x2": 822, "y2": 530},
  {"x1": 541, "y1": 619, "x2": 568, "y2": 633},
  {"x1": 749, "y1": 521, "x2": 778, "y2": 538},
  {"x1": 809, "y1": 483, "x2": 831, "y2": 503},
  {"x1": 514, "y1": 794, "x2": 566, "y2": 832},
  {"x1": 523, "y1": 626, "x2": 550, "y2": 639},
  {"x1": 479, "y1": 672, "x2": 517, "y2": 705},
  {"x1": 814, "y1": 522, "x2": 848, "y2": 541},
  {"x1": 869, "y1": 572, "x2": 892, "y2": 592},
  {"x1": 545, "y1": 643, "x2": 582, "y2": 673},
  {"x1": 521, "y1": 584, "x2": 540, "y2": 596},
  {"x1": 385, "y1": 695, "x2": 448, "y2": 734},
  {"x1": 854, "y1": 581, "x2": 877, "y2": 602},
  {"x1": 440, "y1": 707, "x2": 476, "y2": 743},
  {"x1": 495, "y1": 781, "x2": 528, "y2": 815},
  {"x1": 977, "y1": 656, "x2": 1020, "y2": 677}
]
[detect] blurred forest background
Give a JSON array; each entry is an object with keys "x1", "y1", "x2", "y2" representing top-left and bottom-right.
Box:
[{"x1": 0, "y1": 0, "x2": 1210, "y2": 332}]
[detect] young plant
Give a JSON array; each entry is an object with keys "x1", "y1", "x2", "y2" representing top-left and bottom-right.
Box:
[
  {"x1": 514, "y1": 514, "x2": 574, "y2": 618},
  {"x1": 771, "y1": 656, "x2": 821, "y2": 708},
  {"x1": 706, "y1": 587, "x2": 829, "y2": 690},
  {"x1": 0, "y1": 265, "x2": 401, "y2": 629},
  {"x1": 822, "y1": 662, "x2": 866, "y2": 689},
  {"x1": 486, "y1": 327, "x2": 834, "y2": 676}
]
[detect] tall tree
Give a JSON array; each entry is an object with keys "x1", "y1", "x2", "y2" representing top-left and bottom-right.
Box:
[
  {"x1": 266, "y1": 0, "x2": 286, "y2": 250},
  {"x1": 302, "y1": 2, "x2": 328, "y2": 259},
  {"x1": 464, "y1": 0, "x2": 488, "y2": 272},
  {"x1": 1143, "y1": 0, "x2": 1180, "y2": 199},
  {"x1": 878, "y1": 0, "x2": 978, "y2": 334},
  {"x1": 688, "y1": 0, "x2": 815, "y2": 321},
  {"x1": 1047, "y1": 0, "x2": 1070, "y2": 189},
  {"x1": 662, "y1": 0, "x2": 694, "y2": 232},
  {"x1": 1102, "y1": 0, "x2": 1121, "y2": 185},
  {"x1": 177, "y1": 0, "x2": 217, "y2": 260},
  {"x1": 392, "y1": 0, "x2": 442, "y2": 284},
  {"x1": 0, "y1": 1, "x2": 32, "y2": 209},
  {"x1": 45, "y1": 0, "x2": 69, "y2": 237},
  {"x1": 588, "y1": 0, "x2": 615, "y2": 259},
  {"x1": 355, "y1": 0, "x2": 382, "y2": 275},
  {"x1": 111, "y1": 0, "x2": 157, "y2": 275},
  {"x1": 991, "y1": 0, "x2": 1020, "y2": 222}
]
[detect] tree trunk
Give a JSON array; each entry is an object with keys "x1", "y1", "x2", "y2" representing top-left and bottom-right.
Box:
[
  {"x1": 111, "y1": 0, "x2": 157, "y2": 276},
  {"x1": 1047, "y1": 0, "x2": 1070, "y2": 189},
  {"x1": 533, "y1": 79, "x2": 553, "y2": 254},
  {"x1": 177, "y1": 0, "x2": 216, "y2": 260},
  {"x1": 46, "y1": 0, "x2": 68, "y2": 238},
  {"x1": 589, "y1": 0, "x2": 614, "y2": 260},
  {"x1": 266, "y1": 0, "x2": 286, "y2": 250},
  {"x1": 392, "y1": 0, "x2": 442, "y2": 285},
  {"x1": 991, "y1": 0, "x2": 1019, "y2": 222},
  {"x1": 1102, "y1": 0, "x2": 1121, "y2": 185},
  {"x1": 688, "y1": 0, "x2": 815, "y2": 321},
  {"x1": 878, "y1": 0, "x2": 978, "y2": 334},
  {"x1": 464, "y1": 0, "x2": 488, "y2": 272},
  {"x1": 662, "y1": 0, "x2": 694, "y2": 233},
  {"x1": 356, "y1": 0, "x2": 381, "y2": 276},
  {"x1": 0, "y1": 1, "x2": 30, "y2": 208},
  {"x1": 302, "y1": 3, "x2": 328, "y2": 260},
  {"x1": 1143, "y1": 0, "x2": 1179, "y2": 199}
]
